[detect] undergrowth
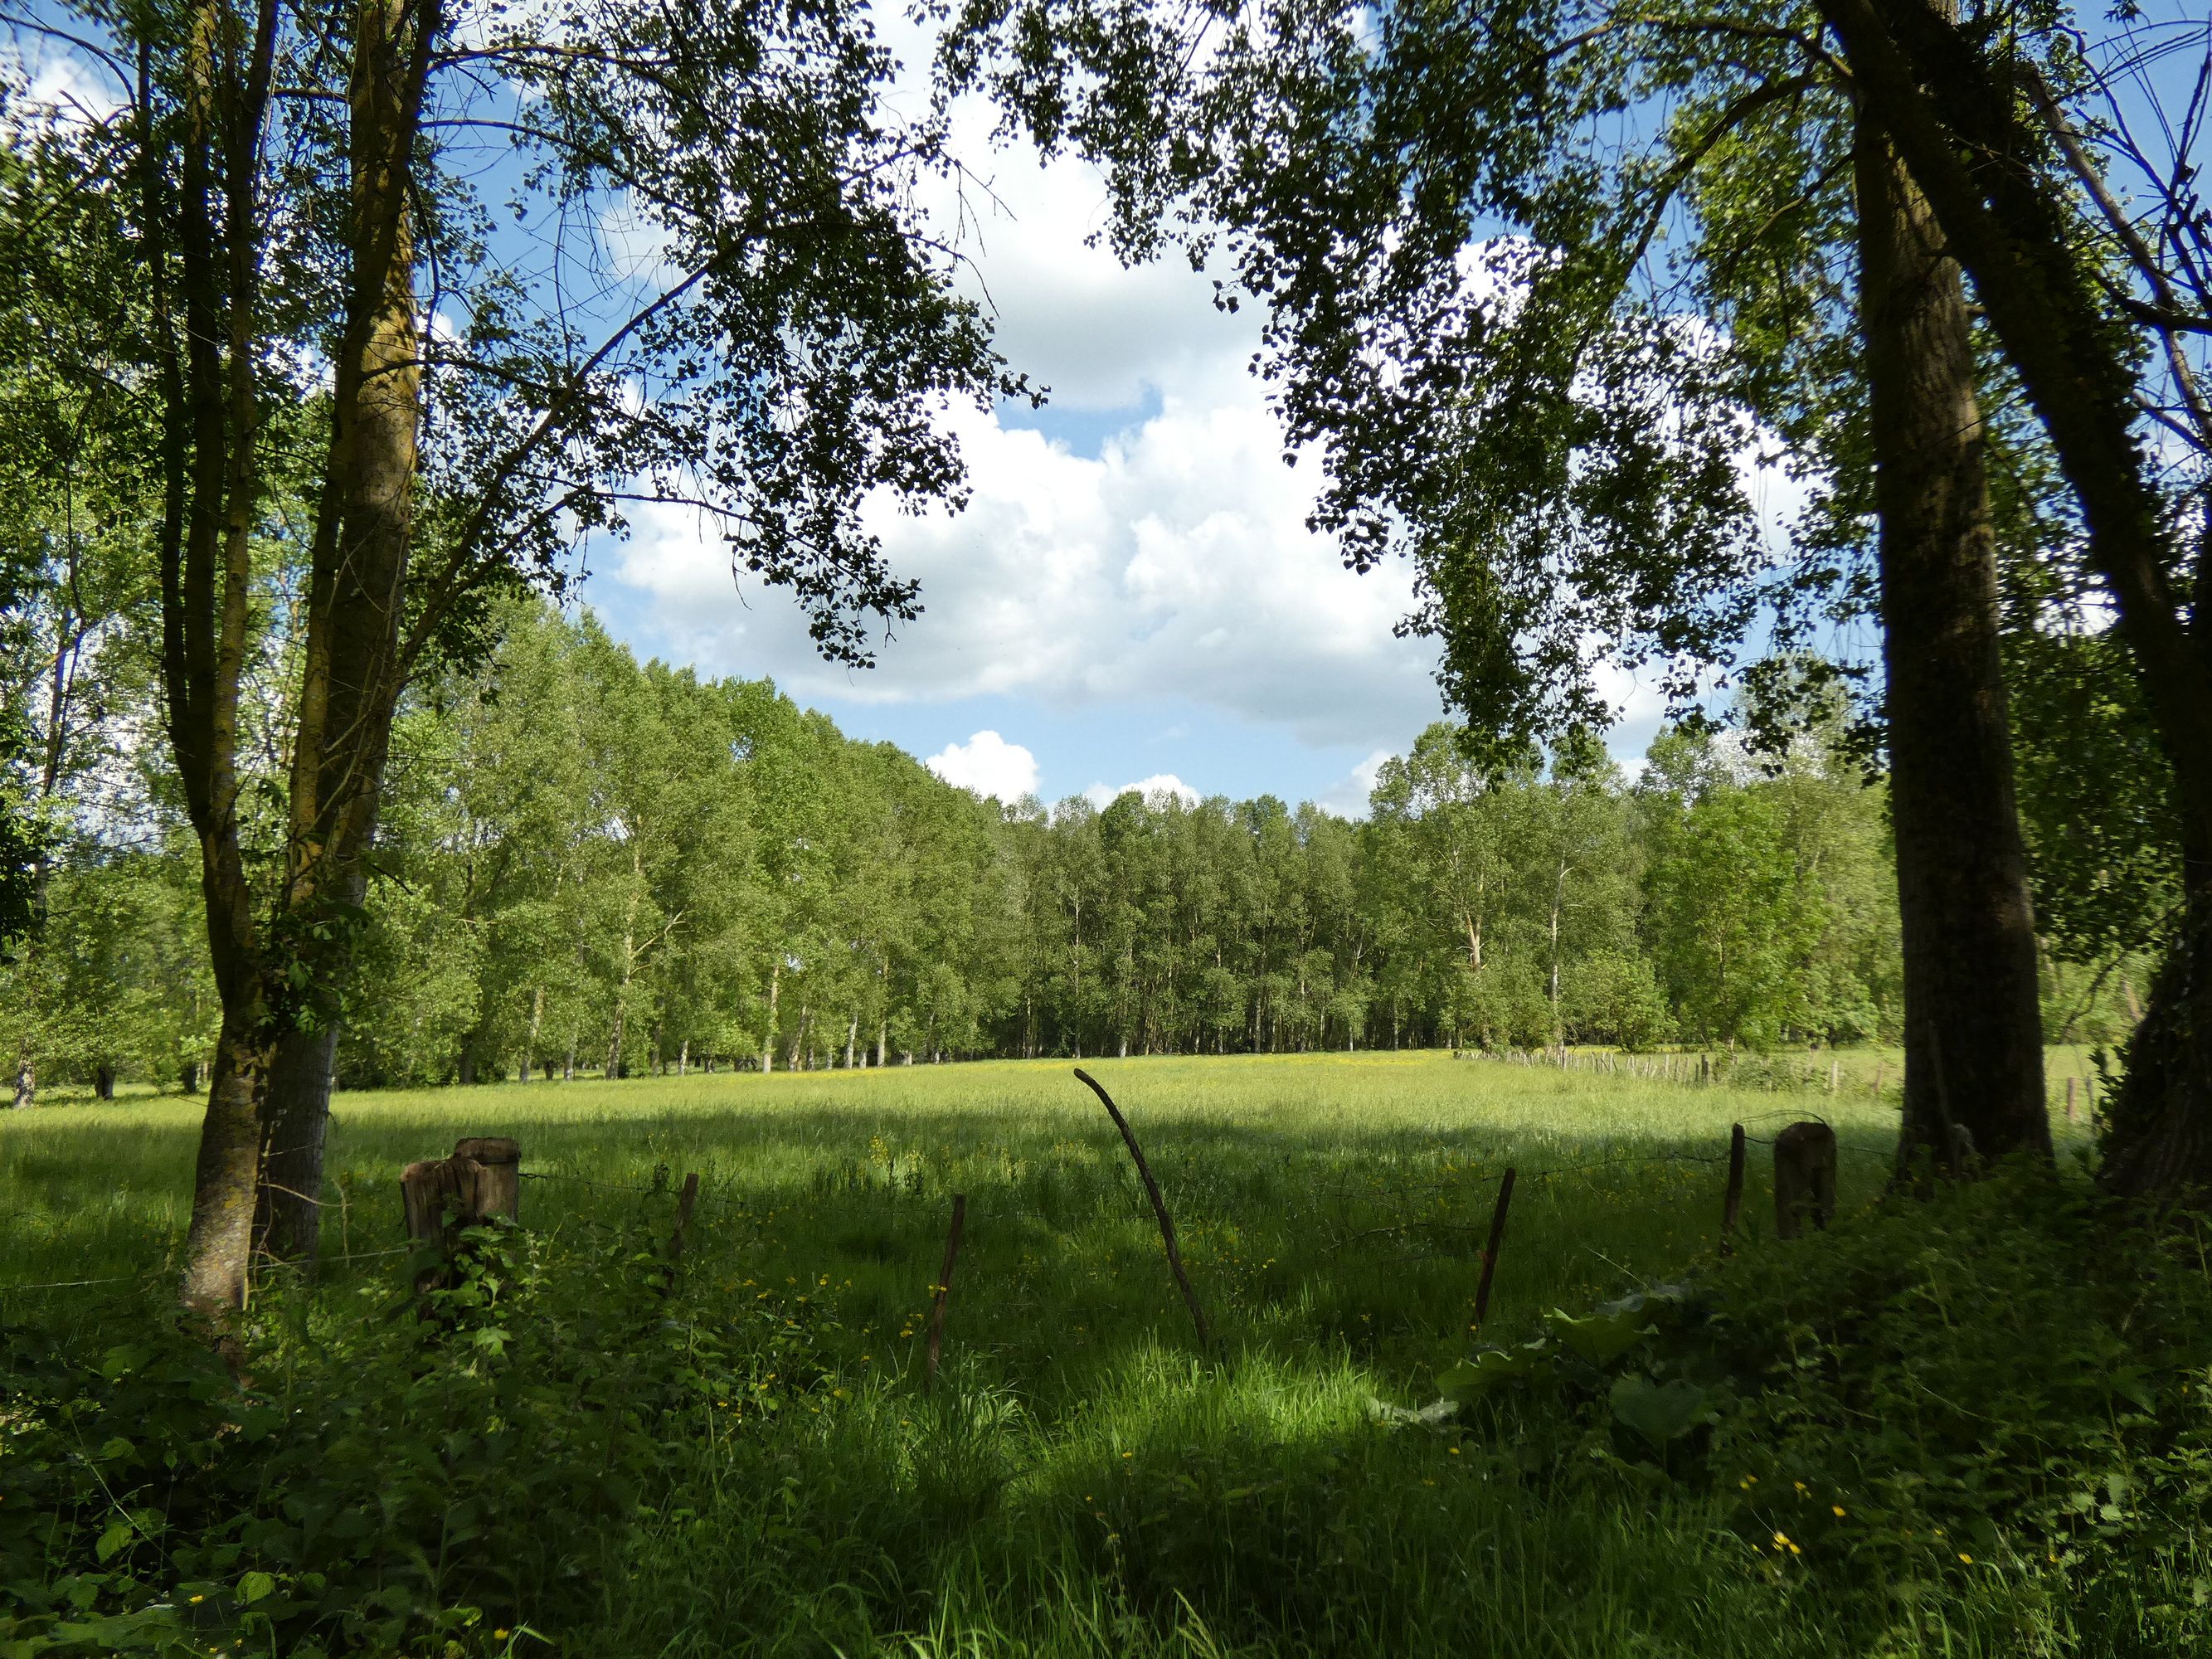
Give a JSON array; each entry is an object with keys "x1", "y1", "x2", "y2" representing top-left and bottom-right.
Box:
[{"x1": 6, "y1": 1166, "x2": 2207, "y2": 1657}]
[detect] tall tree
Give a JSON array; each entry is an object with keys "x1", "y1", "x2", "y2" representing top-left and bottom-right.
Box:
[
  {"x1": 938, "y1": 0, "x2": 2060, "y2": 1160},
  {"x1": 1816, "y1": 0, "x2": 2212, "y2": 1190},
  {"x1": 5, "y1": 0, "x2": 1023, "y2": 1321}
]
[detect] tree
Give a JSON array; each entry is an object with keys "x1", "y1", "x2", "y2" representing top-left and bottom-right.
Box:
[
  {"x1": 1810, "y1": 0, "x2": 2212, "y2": 1190},
  {"x1": 4, "y1": 0, "x2": 1028, "y2": 1316},
  {"x1": 938, "y1": 0, "x2": 2064, "y2": 1164}
]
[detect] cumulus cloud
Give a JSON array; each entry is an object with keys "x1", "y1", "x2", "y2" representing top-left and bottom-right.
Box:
[
  {"x1": 925, "y1": 730, "x2": 1038, "y2": 801},
  {"x1": 1319, "y1": 748, "x2": 1397, "y2": 818},
  {"x1": 597, "y1": 47, "x2": 1453, "y2": 772},
  {"x1": 1082, "y1": 773, "x2": 1201, "y2": 810},
  {"x1": 611, "y1": 381, "x2": 1443, "y2": 749}
]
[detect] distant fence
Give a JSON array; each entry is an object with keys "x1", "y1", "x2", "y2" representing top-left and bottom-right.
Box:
[{"x1": 3, "y1": 1064, "x2": 1904, "y2": 1382}]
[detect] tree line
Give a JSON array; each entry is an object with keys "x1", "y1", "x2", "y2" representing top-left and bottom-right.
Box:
[
  {"x1": 2, "y1": 0, "x2": 2206, "y2": 1330},
  {"x1": 11, "y1": 598, "x2": 2149, "y2": 1095}
]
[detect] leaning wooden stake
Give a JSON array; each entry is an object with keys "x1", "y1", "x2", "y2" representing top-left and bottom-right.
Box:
[
  {"x1": 1720, "y1": 1123, "x2": 1747, "y2": 1257},
  {"x1": 2065, "y1": 1076, "x2": 2078, "y2": 1123},
  {"x1": 1473, "y1": 1167, "x2": 1518, "y2": 1328},
  {"x1": 667, "y1": 1173, "x2": 701, "y2": 1266},
  {"x1": 1073, "y1": 1068, "x2": 1213, "y2": 1354},
  {"x1": 924, "y1": 1193, "x2": 968, "y2": 1389}
]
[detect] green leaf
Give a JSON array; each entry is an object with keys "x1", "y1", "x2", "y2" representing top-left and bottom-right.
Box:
[
  {"x1": 98, "y1": 1345, "x2": 153, "y2": 1379},
  {"x1": 1437, "y1": 1342, "x2": 1544, "y2": 1404},
  {"x1": 236, "y1": 1570, "x2": 276, "y2": 1606},
  {"x1": 1609, "y1": 1375, "x2": 1712, "y2": 1447},
  {"x1": 95, "y1": 1520, "x2": 133, "y2": 1562},
  {"x1": 1544, "y1": 1304, "x2": 1653, "y2": 1367}
]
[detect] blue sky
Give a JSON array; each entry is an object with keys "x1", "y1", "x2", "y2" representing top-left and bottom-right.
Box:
[{"x1": 586, "y1": 17, "x2": 1674, "y2": 815}]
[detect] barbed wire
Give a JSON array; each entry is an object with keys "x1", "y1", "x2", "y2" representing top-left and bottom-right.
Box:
[
  {"x1": 2, "y1": 1117, "x2": 1910, "y2": 1297},
  {"x1": 0, "y1": 1243, "x2": 419, "y2": 1298}
]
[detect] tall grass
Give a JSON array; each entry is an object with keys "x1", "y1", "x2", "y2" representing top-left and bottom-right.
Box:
[{"x1": 0, "y1": 1052, "x2": 2117, "y2": 1657}]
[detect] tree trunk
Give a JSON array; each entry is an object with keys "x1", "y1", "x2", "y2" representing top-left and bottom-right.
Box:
[
  {"x1": 844, "y1": 1014, "x2": 857, "y2": 1068},
  {"x1": 761, "y1": 959, "x2": 780, "y2": 1073},
  {"x1": 678, "y1": 1036, "x2": 688, "y2": 1076},
  {"x1": 250, "y1": 0, "x2": 433, "y2": 1265},
  {"x1": 1822, "y1": 0, "x2": 2212, "y2": 1194},
  {"x1": 1855, "y1": 102, "x2": 2049, "y2": 1171},
  {"x1": 520, "y1": 984, "x2": 542, "y2": 1082},
  {"x1": 178, "y1": 1011, "x2": 275, "y2": 1331},
  {"x1": 255, "y1": 1022, "x2": 336, "y2": 1264},
  {"x1": 877, "y1": 1020, "x2": 887, "y2": 1068}
]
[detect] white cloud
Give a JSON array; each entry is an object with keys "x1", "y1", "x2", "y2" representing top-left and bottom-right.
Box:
[
  {"x1": 612, "y1": 382, "x2": 1444, "y2": 749},
  {"x1": 600, "y1": 38, "x2": 1447, "y2": 766},
  {"x1": 1082, "y1": 772, "x2": 1200, "y2": 810},
  {"x1": 925, "y1": 730, "x2": 1038, "y2": 801},
  {"x1": 1319, "y1": 748, "x2": 1396, "y2": 818}
]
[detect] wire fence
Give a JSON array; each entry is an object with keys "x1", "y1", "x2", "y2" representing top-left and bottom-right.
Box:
[{"x1": 3, "y1": 1093, "x2": 1903, "y2": 1302}]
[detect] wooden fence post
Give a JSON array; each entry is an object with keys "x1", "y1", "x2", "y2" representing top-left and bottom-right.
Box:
[
  {"x1": 1720, "y1": 1123, "x2": 1746, "y2": 1257},
  {"x1": 2065, "y1": 1077, "x2": 2078, "y2": 1123},
  {"x1": 1773, "y1": 1122, "x2": 1838, "y2": 1240},
  {"x1": 1073, "y1": 1068, "x2": 1214, "y2": 1355},
  {"x1": 1473, "y1": 1167, "x2": 1517, "y2": 1328},
  {"x1": 924, "y1": 1193, "x2": 967, "y2": 1389},
  {"x1": 452, "y1": 1137, "x2": 521, "y2": 1222}
]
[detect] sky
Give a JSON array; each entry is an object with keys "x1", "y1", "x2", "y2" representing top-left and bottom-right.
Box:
[{"x1": 583, "y1": 12, "x2": 1675, "y2": 818}]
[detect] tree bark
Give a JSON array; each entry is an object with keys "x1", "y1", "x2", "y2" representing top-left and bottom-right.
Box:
[
  {"x1": 521, "y1": 984, "x2": 542, "y2": 1082},
  {"x1": 1826, "y1": 0, "x2": 2212, "y2": 1191},
  {"x1": 168, "y1": 0, "x2": 281, "y2": 1321},
  {"x1": 255, "y1": 1023, "x2": 336, "y2": 1262},
  {"x1": 761, "y1": 958, "x2": 779, "y2": 1073},
  {"x1": 254, "y1": 0, "x2": 434, "y2": 1262},
  {"x1": 1855, "y1": 100, "x2": 2049, "y2": 1171},
  {"x1": 178, "y1": 1010, "x2": 275, "y2": 1333}
]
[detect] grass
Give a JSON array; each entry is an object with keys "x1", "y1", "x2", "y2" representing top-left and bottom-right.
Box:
[{"x1": 0, "y1": 1051, "x2": 2147, "y2": 1658}]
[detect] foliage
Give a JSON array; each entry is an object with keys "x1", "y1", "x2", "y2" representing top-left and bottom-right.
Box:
[
  {"x1": 1409, "y1": 1167, "x2": 2212, "y2": 1656},
  {"x1": 322, "y1": 605, "x2": 1903, "y2": 1078},
  {"x1": 0, "y1": 1204, "x2": 845, "y2": 1656}
]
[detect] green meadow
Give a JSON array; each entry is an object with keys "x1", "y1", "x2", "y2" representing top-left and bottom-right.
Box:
[{"x1": 9, "y1": 1050, "x2": 2200, "y2": 1659}]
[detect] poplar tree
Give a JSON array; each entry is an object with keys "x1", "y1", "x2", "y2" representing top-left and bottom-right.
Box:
[{"x1": 4, "y1": 0, "x2": 1022, "y2": 1324}]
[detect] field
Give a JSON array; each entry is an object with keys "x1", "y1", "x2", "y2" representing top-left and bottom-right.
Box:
[{"x1": 6, "y1": 1050, "x2": 2190, "y2": 1659}]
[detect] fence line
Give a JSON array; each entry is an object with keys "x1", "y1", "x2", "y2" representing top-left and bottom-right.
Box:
[{"x1": 4, "y1": 1114, "x2": 1898, "y2": 1299}]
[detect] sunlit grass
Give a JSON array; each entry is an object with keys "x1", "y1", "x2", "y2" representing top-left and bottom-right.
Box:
[{"x1": 0, "y1": 1049, "x2": 2108, "y2": 1656}]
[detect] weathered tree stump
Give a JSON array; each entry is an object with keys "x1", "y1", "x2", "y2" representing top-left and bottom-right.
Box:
[
  {"x1": 1772, "y1": 1121, "x2": 1838, "y2": 1240},
  {"x1": 401, "y1": 1152, "x2": 502, "y2": 1305},
  {"x1": 451, "y1": 1136, "x2": 522, "y2": 1221}
]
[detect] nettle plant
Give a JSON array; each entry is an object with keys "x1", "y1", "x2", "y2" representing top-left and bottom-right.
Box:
[
  {"x1": 0, "y1": 1206, "x2": 849, "y2": 1657},
  {"x1": 1392, "y1": 1169, "x2": 2212, "y2": 1645}
]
